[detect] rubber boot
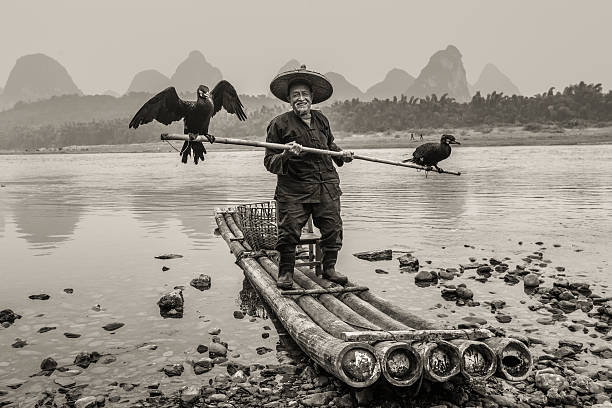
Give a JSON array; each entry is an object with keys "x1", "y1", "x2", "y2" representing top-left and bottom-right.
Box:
[
  {"x1": 322, "y1": 250, "x2": 348, "y2": 285},
  {"x1": 277, "y1": 247, "x2": 296, "y2": 290}
]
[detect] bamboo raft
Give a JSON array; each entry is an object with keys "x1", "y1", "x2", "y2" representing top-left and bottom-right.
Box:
[{"x1": 215, "y1": 207, "x2": 532, "y2": 388}]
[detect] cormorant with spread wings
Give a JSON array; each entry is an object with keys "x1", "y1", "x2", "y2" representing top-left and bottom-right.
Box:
[{"x1": 129, "y1": 81, "x2": 247, "y2": 164}]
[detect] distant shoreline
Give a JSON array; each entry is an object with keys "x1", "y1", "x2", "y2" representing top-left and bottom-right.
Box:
[{"x1": 1, "y1": 125, "x2": 611, "y2": 155}]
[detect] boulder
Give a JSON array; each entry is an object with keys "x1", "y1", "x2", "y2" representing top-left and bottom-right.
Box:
[
  {"x1": 157, "y1": 289, "x2": 184, "y2": 318},
  {"x1": 353, "y1": 249, "x2": 392, "y2": 261},
  {"x1": 193, "y1": 358, "x2": 213, "y2": 375},
  {"x1": 180, "y1": 385, "x2": 201, "y2": 405},
  {"x1": 208, "y1": 342, "x2": 227, "y2": 358},
  {"x1": 456, "y1": 286, "x2": 473, "y2": 300},
  {"x1": 524, "y1": 273, "x2": 540, "y2": 287},
  {"x1": 0, "y1": 309, "x2": 20, "y2": 325},
  {"x1": 40, "y1": 357, "x2": 57, "y2": 371},
  {"x1": 535, "y1": 371, "x2": 569, "y2": 391},
  {"x1": 399, "y1": 254, "x2": 419, "y2": 271},
  {"x1": 162, "y1": 363, "x2": 184, "y2": 377},
  {"x1": 190, "y1": 274, "x2": 211, "y2": 291},
  {"x1": 414, "y1": 270, "x2": 435, "y2": 282}
]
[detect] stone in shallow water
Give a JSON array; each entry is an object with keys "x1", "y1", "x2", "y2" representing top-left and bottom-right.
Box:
[
  {"x1": 40, "y1": 357, "x2": 57, "y2": 371},
  {"x1": 414, "y1": 270, "x2": 436, "y2": 282},
  {"x1": 209, "y1": 342, "x2": 227, "y2": 358},
  {"x1": 0, "y1": 309, "x2": 20, "y2": 325},
  {"x1": 157, "y1": 289, "x2": 184, "y2": 318},
  {"x1": 495, "y1": 314, "x2": 512, "y2": 323},
  {"x1": 11, "y1": 338, "x2": 27, "y2": 348},
  {"x1": 38, "y1": 326, "x2": 56, "y2": 333},
  {"x1": 29, "y1": 294, "x2": 50, "y2": 300},
  {"x1": 524, "y1": 273, "x2": 540, "y2": 287},
  {"x1": 190, "y1": 274, "x2": 211, "y2": 291},
  {"x1": 162, "y1": 363, "x2": 184, "y2": 377},
  {"x1": 64, "y1": 332, "x2": 81, "y2": 338},
  {"x1": 154, "y1": 253, "x2": 183, "y2": 259},
  {"x1": 352, "y1": 249, "x2": 392, "y2": 261},
  {"x1": 398, "y1": 254, "x2": 419, "y2": 271},
  {"x1": 102, "y1": 322, "x2": 124, "y2": 331}
]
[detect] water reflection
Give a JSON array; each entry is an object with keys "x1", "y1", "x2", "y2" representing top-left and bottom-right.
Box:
[
  {"x1": 238, "y1": 278, "x2": 269, "y2": 319},
  {"x1": 9, "y1": 181, "x2": 84, "y2": 250}
]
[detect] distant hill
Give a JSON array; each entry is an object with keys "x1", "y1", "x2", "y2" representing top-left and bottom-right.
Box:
[
  {"x1": 325, "y1": 72, "x2": 364, "y2": 102},
  {"x1": 473, "y1": 63, "x2": 520, "y2": 96},
  {"x1": 405, "y1": 45, "x2": 470, "y2": 102},
  {"x1": 126, "y1": 69, "x2": 170, "y2": 94},
  {"x1": 365, "y1": 68, "x2": 415, "y2": 100},
  {"x1": 0, "y1": 53, "x2": 81, "y2": 110},
  {"x1": 276, "y1": 59, "x2": 302, "y2": 74},
  {"x1": 170, "y1": 50, "x2": 223, "y2": 93}
]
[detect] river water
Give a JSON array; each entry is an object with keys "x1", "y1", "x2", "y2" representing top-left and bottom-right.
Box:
[{"x1": 1, "y1": 145, "x2": 611, "y2": 401}]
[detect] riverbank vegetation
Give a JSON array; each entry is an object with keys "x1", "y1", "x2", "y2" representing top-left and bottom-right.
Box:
[{"x1": 1, "y1": 82, "x2": 610, "y2": 150}]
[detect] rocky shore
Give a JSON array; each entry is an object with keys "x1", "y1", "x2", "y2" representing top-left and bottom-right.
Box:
[{"x1": 2, "y1": 243, "x2": 611, "y2": 408}]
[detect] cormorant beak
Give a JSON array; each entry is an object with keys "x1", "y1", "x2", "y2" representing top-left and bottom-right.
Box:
[{"x1": 449, "y1": 140, "x2": 460, "y2": 145}]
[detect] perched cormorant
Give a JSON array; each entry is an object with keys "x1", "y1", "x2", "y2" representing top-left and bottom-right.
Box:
[
  {"x1": 129, "y1": 81, "x2": 247, "y2": 164},
  {"x1": 403, "y1": 134, "x2": 460, "y2": 172}
]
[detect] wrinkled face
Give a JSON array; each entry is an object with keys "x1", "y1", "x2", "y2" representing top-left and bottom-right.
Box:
[
  {"x1": 288, "y1": 83, "x2": 312, "y2": 117},
  {"x1": 197, "y1": 85, "x2": 210, "y2": 99}
]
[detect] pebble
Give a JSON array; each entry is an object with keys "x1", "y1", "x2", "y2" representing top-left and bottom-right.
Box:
[
  {"x1": 197, "y1": 344, "x2": 209, "y2": 353},
  {"x1": 535, "y1": 371, "x2": 569, "y2": 391},
  {"x1": 54, "y1": 377, "x2": 77, "y2": 388},
  {"x1": 353, "y1": 249, "x2": 392, "y2": 261},
  {"x1": 209, "y1": 342, "x2": 228, "y2": 358},
  {"x1": 102, "y1": 322, "x2": 124, "y2": 331},
  {"x1": 64, "y1": 332, "x2": 81, "y2": 338},
  {"x1": 63, "y1": 288, "x2": 74, "y2": 294},
  {"x1": 40, "y1": 357, "x2": 57, "y2": 371},
  {"x1": 11, "y1": 338, "x2": 27, "y2": 348},
  {"x1": 0, "y1": 309, "x2": 20, "y2": 325},
  {"x1": 374, "y1": 269, "x2": 389, "y2": 274},
  {"x1": 496, "y1": 314, "x2": 512, "y2": 323},
  {"x1": 28, "y1": 294, "x2": 50, "y2": 300},
  {"x1": 414, "y1": 270, "x2": 436, "y2": 282},
  {"x1": 162, "y1": 266, "x2": 170, "y2": 271},
  {"x1": 38, "y1": 326, "x2": 56, "y2": 333},
  {"x1": 208, "y1": 327, "x2": 221, "y2": 335},
  {"x1": 524, "y1": 273, "x2": 540, "y2": 287},
  {"x1": 181, "y1": 385, "x2": 201, "y2": 404},
  {"x1": 233, "y1": 311, "x2": 245, "y2": 319},
  {"x1": 398, "y1": 254, "x2": 419, "y2": 271},
  {"x1": 190, "y1": 274, "x2": 212, "y2": 291},
  {"x1": 154, "y1": 253, "x2": 183, "y2": 259},
  {"x1": 210, "y1": 393, "x2": 228, "y2": 402},
  {"x1": 157, "y1": 289, "x2": 184, "y2": 318},
  {"x1": 75, "y1": 396, "x2": 97, "y2": 408},
  {"x1": 162, "y1": 363, "x2": 184, "y2": 377}
]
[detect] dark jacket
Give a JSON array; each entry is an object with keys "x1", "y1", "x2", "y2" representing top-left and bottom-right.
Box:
[{"x1": 264, "y1": 110, "x2": 344, "y2": 203}]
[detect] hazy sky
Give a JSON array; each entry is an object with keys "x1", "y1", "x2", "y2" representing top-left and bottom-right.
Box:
[{"x1": 2, "y1": 0, "x2": 611, "y2": 96}]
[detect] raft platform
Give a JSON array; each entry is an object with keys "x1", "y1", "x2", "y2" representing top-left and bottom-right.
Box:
[{"x1": 214, "y1": 206, "x2": 532, "y2": 388}]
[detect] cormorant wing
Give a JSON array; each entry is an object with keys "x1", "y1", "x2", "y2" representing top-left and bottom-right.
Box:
[
  {"x1": 129, "y1": 87, "x2": 189, "y2": 129},
  {"x1": 211, "y1": 80, "x2": 247, "y2": 121},
  {"x1": 412, "y1": 142, "x2": 437, "y2": 159}
]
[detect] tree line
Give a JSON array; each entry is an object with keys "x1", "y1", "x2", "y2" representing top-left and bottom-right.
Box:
[{"x1": 1, "y1": 81, "x2": 610, "y2": 150}]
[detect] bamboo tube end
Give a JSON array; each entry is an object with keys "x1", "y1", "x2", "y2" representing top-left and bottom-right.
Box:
[
  {"x1": 337, "y1": 344, "x2": 381, "y2": 388},
  {"x1": 454, "y1": 340, "x2": 497, "y2": 381},
  {"x1": 377, "y1": 342, "x2": 423, "y2": 386},
  {"x1": 484, "y1": 338, "x2": 532, "y2": 381},
  {"x1": 416, "y1": 341, "x2": 461, "y2": 382}
]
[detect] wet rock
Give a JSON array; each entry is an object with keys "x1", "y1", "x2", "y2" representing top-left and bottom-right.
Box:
[
  {"x1": 197, "y1": 344, "x2": 208, "y2": 354},
  {"x1": 162, "y1": 363, "x2": 184, "y2": 377},
  {"x1": 302, "y1": 391, "x2": 337, "y2": 407},
  {"x1": 38, "y1": 326, "x2": 56, "y2": 333},
  {"x1": 536, "y1": 317, "x2": 554, "y2": 325},
  {"x1": 398, "y1": 254, "x2": 419, "y2": 271},
  {"x1": 232, "y1": 370, "x2": 248, "y2": 383},
  {"x1": 181, "y1": 385, "x2": 201, "y2": 405},
  {"x1": 456, "y1": 286, "x2": 473, "y2": 300},
  {"x1": 63, "y1": 288, "x2": 74, "y2": 294},
  {"x1": 462, "y1": 316, "x2": 487, "y2": 325},
  {"x1": 559, "y1": 290, "x2": 575, "y2": 301},
  {"x1": 190, "y1": 274, "x2": 211, "y2": 291},
  {"x1": 438, "y1": 270, "x2": 455, "y2": 280},
  {"x1": 524, "y1": 273, "x2": 540, "y2": 287},
  {"x1": 476, "y1": 265, "x2": 492, "y2": 275},
  {"x1": 490, "y1": 300, "x2": 506, "y2": 310},
  {"x1": 55, "y1": 377, "x2": 77, "y2": 388},
  {"x1": 535, "y1": 371, "x2": 569, "y2": 391},
  {"x1": 256, "y1": 346, "x2": 273, "y2": 355},
  {"x1": 40, "y1": 357, "x2": 57, "y2": 371},
  {"x1": 155, "y1": 253, "x2": 183, "y2": 259},
  {"x1": 74, "y1": 352, "x2": 97, "y2": 369},
  {"x1": 504, "y1": 274, "x2": 520, "y2": 285},
  {"x1": 414, "y1": 270, "x2": 435, "y2": 282},
  {"x1": 0, "y1": 309, "x2": 21, "y2": 325},
  {"x1": 99, "y1": 355, "x2": 116, "y2": 364},
  {"x1": 208, "y1": 327, "x2": 221, "y2": 335},
  {"x1": 210, "y1": 394, "x2": 228, "y2": 402},
  {"x1": 102, "y1": 322, "x2": 124, "y2": 331},
  {"x1": 157, "y1": 289, "x2": 184, "y2": 318},
  {"x1": 595, "y1": 322, "x2": 610, "y2": 333},
  {"x1": 554, "y1": 346, "x2": 576, "y2": 358},
  {"x1": 64, "y1": 332, "x2": 81, "y2": 338},
  {"x1": 75, "y1": 396, "x2": 97, "y2": 408},
  {"x1": 374, "y1": 269, "x2": 388, "y2": 274},
  {"x1": 353, "y1": 249, "x2": 392, "y2": 261},
  {"x1": 559, "y1": 340, "x2": 583, "y2": 352},
  {"x1": 193, "y1": 358, "x2": 213, "y2": 375},
  {"x1": 161, "y1": 266, "x2": 170, "y2": 271},
  {"x1": 559, "y1": 300, "x2": 577, "y2": 313},
  {"x1": 233, "y1": 311, "x2": 244, "y2": 319},
  {"x1": 495, "y1": 314, "x2": 512, "y2": 323},
  {"x1": 11, "y1": 338, "x2": 27, "y2": 348},
  {"x1": 209, "y1": 342, "x2": 227, "y2": 358},
  {"x1": 29, "y1": 294, "x2": 50, "y2": 300}
]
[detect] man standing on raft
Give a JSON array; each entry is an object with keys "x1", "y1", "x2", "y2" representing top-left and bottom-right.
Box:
[{"x1": 264, "y1": 65, "x2": 354, "y2": 290}]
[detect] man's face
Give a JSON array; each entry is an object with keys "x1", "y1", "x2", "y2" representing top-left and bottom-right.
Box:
[{"x1": 289, "y1": 83, "x2": 312, "y2": 116}]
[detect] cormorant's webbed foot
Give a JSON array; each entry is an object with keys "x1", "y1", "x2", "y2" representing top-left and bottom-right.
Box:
[{"x1": 192, "y1": 141, "x2": 206, "y2": 165}]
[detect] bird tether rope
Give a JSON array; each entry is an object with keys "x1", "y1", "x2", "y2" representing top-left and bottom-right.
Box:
[{"x1": 161, "y1": 133, "x2": 461, "y2": 176}]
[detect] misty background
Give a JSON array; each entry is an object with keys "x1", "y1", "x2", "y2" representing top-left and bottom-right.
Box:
[{"x1": 2, "y1": 0, "x2": 611, "y2": 96}]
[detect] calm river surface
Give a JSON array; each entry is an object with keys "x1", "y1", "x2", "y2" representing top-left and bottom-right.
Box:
[{"x1": 1, "y1": 145, "x2": 611, "y2": 399}]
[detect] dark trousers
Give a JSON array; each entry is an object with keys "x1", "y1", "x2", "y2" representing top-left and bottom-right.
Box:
[{"x1": 276, "y1": 198, "x2": 343, "y2": 267}]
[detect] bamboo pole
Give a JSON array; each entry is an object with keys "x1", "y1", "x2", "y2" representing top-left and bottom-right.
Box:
[
  {"x1": 281, "y1": 286, "x2": 369, "y2": 296},
  {"x1": 483, "y1": 337, "x2": 532, "y2": 381},
  {"x1": 341, "y1": 328, "x2": 494, "y2": 342},
  {"x1": 214, "y1": 211, "x2": 381, "y2": 387},
  {"x1": 413, "y1": 341, "x2": 461, "y2": 382},
  {"x1": 160, "y1": 133, "x2": 461, "y2": 176}
]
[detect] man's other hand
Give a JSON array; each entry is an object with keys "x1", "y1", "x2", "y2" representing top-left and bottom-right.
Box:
[{"x1": 341, "y1": 150, "x2": 354, "y2": 163}]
